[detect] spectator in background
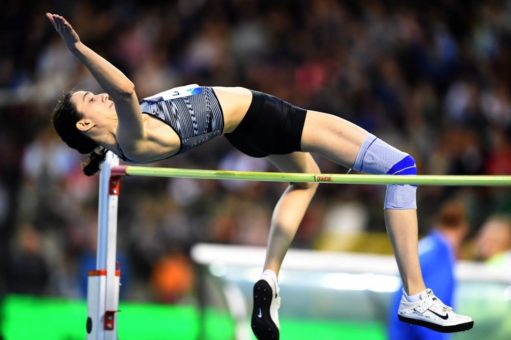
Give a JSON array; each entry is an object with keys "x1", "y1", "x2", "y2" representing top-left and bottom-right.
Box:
[
  {"x1": 150, "y1": 249, "x2": 194, "y2": 303},
  {"x1": 4, "y1": 225, "x2": 50, "y2": 295},
  {"x1": 475, "y1": 214, "x2": 511, "y2": 268},
  {"x1": 470, "y1": 214, "x2": 511, "y2": 340},
  {"x1": 388, "y1": 201, "x2": 469, "y2": 340}
]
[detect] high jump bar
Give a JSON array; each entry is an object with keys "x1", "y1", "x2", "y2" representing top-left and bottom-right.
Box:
[{"x1": 111, "y1": 165, "x2": 511, "y2": 186}]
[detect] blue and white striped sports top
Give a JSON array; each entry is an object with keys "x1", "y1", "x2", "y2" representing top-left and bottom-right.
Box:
[{"x1": 137, "y1": 84, "x2": 224, "y2": 157}]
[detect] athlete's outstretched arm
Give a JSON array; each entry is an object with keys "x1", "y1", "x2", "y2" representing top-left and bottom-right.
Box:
[{"x1": 46, "y1": 13, "x2": 144, "y2": 145}]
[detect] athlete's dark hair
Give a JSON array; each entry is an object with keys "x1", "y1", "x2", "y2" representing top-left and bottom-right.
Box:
[{"x1": 51, "y1": 91, "x2": 106, "y2": 176}]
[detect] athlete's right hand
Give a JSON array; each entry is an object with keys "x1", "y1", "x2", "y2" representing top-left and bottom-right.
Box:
[{"x1": 46, "y1": 13, "x2": 81, "y2": 50}]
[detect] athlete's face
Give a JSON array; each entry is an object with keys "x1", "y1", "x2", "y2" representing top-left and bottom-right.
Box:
[{"x1": 70, "y1": 91, "x2": 117, "y2": 133}]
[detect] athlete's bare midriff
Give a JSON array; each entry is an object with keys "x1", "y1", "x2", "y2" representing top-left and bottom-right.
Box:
[
  {"x1": 126, "y1": 86, "x2": 252, "y2": 162},
  {"x1": 212, "y1": 86, "x2": 253, "y2": 134}
]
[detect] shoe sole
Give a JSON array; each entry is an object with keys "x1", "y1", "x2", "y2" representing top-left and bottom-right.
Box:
[
  {"x1": 398, "y1": 315, "x2": 474, "y2": 333},
  {"x1": 251, "y1": 280, "x2": 279, "y2": 340}
]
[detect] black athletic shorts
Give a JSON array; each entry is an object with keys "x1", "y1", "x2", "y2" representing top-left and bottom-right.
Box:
[{"x1": 224, "y1": 90, "x2": 307, "y2": 157}]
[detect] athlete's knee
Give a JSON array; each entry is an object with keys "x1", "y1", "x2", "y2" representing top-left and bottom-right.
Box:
[
  {"x1": 291, "y1": 175, "x2": 320, "y2": 192},
  {"x1": 352, "y1": 134, "x2": 417, "y2": 209},
  {"x1": 352, "y1": 134, "x2": 417, "y2": 175},
  {"x1": 385, "y1": 154, "x2": 417, "y2": 209},
  {"x1": 291, "y1": 164, "x2": 320, "y2": 192},
  {"x1": 291, "y1": 179, "x2": 319, "y2": 192},
  {"x1": 387, "y1": 154, "x2": 417, "y2": 176}
]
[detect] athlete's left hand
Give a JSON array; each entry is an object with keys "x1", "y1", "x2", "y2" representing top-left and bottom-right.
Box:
[{"x1": 46, "y1": 13, "x2": 81, "y2": 50}]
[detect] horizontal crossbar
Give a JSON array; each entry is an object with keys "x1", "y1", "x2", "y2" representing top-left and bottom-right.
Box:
[{"x1": 111, "y1": 166, "x2": 511, "y2": 186}]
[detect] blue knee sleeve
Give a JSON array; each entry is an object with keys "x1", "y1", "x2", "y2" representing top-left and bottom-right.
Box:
[{"x1": 353, "y1": 134, "x2": 417, "y2": 209}]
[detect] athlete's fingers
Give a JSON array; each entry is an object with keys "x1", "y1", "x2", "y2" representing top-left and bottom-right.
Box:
[
  {"x1": 46, "y1": 13, "x2": 57, "y2": 30},
  {"x1": 54, "y1": 15, "x2": 72, "y2": 34},
  {"x1": 50, "y1": 14, "x2": 61, "y2": 28},
  {"x1": 55, "y1": 17, "x2": 63, "y2": 32},
  {"x1": 63, "y1": 19, "x2": 75, "y2": 32}
]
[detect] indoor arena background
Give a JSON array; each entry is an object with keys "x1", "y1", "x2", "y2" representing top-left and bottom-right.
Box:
[{"x1": 1, "y1": 1, "x2": 511, "y2": 339}]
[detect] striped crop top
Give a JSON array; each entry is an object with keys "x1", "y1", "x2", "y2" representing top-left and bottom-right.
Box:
[{"x1": 117, "y1": 84, "x2": 224, "y2": 161}]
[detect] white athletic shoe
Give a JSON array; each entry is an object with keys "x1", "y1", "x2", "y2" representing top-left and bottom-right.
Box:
[
  {"x1": 251, "y1": 275, "x2": 281, "y2": 339},
  {"x1": 398, "y1": 288, "x2": 474, "y2": 333}
]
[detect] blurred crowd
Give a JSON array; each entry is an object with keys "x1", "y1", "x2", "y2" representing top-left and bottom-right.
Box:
[{"x1": 1, "y1": 0, "x2": 511, "y2": 305}]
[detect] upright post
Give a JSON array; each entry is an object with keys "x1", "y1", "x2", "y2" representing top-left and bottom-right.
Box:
[{"x1": 87, "y1": 152, "x2": 121, "y2": 340}]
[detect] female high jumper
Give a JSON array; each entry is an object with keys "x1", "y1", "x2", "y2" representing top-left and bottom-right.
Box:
[{"x1": 46, "y1": 13, "x2": 473, "y2": 339}]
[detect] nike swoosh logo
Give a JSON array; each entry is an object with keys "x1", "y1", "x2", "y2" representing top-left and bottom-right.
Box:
[
  {"x1": 428, "y1": 309, "x2": 449, "y2": 320},
  {"x1": 257, "y1": 307, "x2": 263, "y2": 318}
]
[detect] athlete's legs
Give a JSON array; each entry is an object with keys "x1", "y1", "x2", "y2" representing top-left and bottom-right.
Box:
[
  {"x1": 251, "y1": 152, "x2": 319, "y2": 339},
  {"x1": 301, "y1": 110, "x2": 425, "y2": 295},
  {"x1": 263, "y1": 152, "x2": 320, "y2": 275}
]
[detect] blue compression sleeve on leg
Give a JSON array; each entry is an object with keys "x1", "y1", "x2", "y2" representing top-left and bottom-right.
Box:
[{"x1": 353, "y1": 134, "x2": 417, "y2": 209}]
